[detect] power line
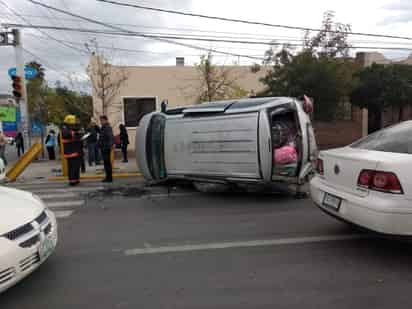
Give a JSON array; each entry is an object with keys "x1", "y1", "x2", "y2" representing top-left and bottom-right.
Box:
[
  {"x1": 26, "y1": 33, "x2": 265, "y2": 57},
  {"x1": 25, "y1": 0, "x2": 265, "y2": 61},
  {"x1": 0, "y1": 0, "x2": 88, "y2": 55},
  {"x1": 97, "y1": 0, "x2": 412, "y2": 41},
  {"x1": 7, "y1": 23, "x2": 412, "y2": 52},
  {"x1": 22, "y1": 46, "x2": 68, "y2": 74},
  {"x1": 6, "y1": 12, "x2": 412, "y2": 47}
]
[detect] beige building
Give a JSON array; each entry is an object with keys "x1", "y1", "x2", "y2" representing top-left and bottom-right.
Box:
[{"x1": 89, "y1": 56, "x2": 269, "y2": 149}]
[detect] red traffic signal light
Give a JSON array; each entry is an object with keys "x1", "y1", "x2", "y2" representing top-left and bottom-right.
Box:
[{"x1": 11, "y1": 75, "x2": 22, "y2": 98}]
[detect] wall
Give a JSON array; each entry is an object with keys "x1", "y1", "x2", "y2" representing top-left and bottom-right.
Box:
[{"x1": 314, "y1": 120, "x2": 363, "y2": 150}]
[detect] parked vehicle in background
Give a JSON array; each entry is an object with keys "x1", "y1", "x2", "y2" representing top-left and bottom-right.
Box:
[
  {"x1": 136, "y1": 97, "x2": 317, "y2": 194},
  {"x1": 311, "y1": 121, "x2": 412, "y2": 235},
  {"x1": 0, "y1": 187, "x2": 58, "y2": 293}
]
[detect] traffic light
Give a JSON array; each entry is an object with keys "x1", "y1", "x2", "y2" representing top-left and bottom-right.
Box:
[{"x1": 11, "y1": 75, "x2": 22, "y2": 99}]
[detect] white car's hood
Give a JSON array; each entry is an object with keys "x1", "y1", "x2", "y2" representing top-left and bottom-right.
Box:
[{"x1": 0, "y1": 186, "x2": 44, "y2": 235}]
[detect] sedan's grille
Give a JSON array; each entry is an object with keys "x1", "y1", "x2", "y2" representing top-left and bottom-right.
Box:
[
  {"x1": 0, "y1": 267, "x2": 15, "y2": 285},
  {"x1": 35, "y1": 211, "x2": 47, "y2": 225},
  {"x1": 19, "y1": 234, "x2": 40, "y2": 248},
  {"x1": 19, "y1": 253, "x2": 40, "y2": 272},
  {"x1": 3, "y1": 223, "x2": 34, "y2": 241},
  {"x1": 43, "y1": 223, "x2": 52, "y2": 236}
]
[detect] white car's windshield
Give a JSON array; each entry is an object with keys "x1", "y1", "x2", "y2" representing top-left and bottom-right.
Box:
[{"x1": 351, "y1": 121, "x2": 412, "y2": 154}]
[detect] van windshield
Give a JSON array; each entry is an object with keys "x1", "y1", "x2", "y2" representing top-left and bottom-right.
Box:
[{"x1": 351, "y1": 122, "x2": 412, "y2": 154}]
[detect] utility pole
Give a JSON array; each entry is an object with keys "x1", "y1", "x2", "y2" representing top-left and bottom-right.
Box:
[{"x1": 13, "y1": 29, "x2": 30, "y2": 150}]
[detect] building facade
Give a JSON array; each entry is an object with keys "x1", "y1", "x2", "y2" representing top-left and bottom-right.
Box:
[{"x1": 89, "y1": 56, "x2": 269, "y2": 150}]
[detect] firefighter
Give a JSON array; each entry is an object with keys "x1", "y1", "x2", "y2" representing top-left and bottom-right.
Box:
[{"x1": 61, "y1": 115, "x2": 83, "y2": 186}]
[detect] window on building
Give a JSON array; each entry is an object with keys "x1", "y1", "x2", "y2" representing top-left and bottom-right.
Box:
[{"x1": 123, "y1": 97, "x2": 156, "y2": 127}]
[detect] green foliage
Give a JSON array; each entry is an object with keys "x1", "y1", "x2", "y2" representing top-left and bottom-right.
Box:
[
  {"x1": 304, "y1": 10, "x2": 352, "y2": 58},
  {"x1": 25, "y1": 61, "x2": 93, "y2": 128},
  {"x1": 259, "y1": 11, "x2": 356, "y2": 121},
  {"x1": 260, "y1": 51, "x2": 357, "y2": 120},
  {"x1": 351, "y1": 64, "x2": 412, "y2": 120}
]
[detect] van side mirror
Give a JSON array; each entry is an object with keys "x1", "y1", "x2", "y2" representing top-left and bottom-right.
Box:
[
  {"x1": 303, "y1": 95, "x2": 314, "y2": 114},
  {"x1": 161, "y1": 100, "x2": 168, "y2": 113}
]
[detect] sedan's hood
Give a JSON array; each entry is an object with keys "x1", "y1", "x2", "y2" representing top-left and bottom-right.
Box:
[{"x1": 0, "y1": 186, "x2": 44, "y2": 235}]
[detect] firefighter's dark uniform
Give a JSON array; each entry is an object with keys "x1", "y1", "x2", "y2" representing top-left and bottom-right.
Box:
[{"x1": 61, "y1": 125, "x2": 82, "y2": 185}]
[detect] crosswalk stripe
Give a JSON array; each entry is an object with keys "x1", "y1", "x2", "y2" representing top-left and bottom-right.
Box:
[
  {"x1": 37, "y1": 192, "x2": 78, "y2": 200},
  {"x1": 47, "y1": 200, "x2": 85, "y2": 208},
  {"x1": 10, "y1": 186, "x2": 104, "y2": 194},
  {"x1": 53, "y1": 210, "x2": 74, "y2": 219}
]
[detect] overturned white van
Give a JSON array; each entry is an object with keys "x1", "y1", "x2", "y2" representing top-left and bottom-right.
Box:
[{"x1": 136, "y1": 97, "x2": 317, "y2": 193}]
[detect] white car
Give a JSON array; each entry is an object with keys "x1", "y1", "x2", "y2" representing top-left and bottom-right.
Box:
[
  {"x1": 310, "y1": 121, "x2": 412, "y2": 235},
  {"x1": 0, "y1": 185, "x2": 58, "y2": 293},
  {"x1": 0, "y1": 158, "x2": 5, "y2": 181}
]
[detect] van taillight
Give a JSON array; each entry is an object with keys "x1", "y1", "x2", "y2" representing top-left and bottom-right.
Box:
[
  {"x1": 357, "y1": 170, "x2": 403, "y2": 194},
  {"x1": 316, "y1": 158, "x2": 324, "y2": 175}
]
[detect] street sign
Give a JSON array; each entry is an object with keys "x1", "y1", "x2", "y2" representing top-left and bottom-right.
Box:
[{"x1": 8, "y1": 67, "x2": 38, "y2": 80}]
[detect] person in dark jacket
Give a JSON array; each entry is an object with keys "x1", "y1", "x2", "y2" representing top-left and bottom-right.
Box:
[
  {"x1": 15, "y1": 132, "x2": 24, "y2": 157},
  {"x1": 99, "y1": 115, "x2": 114, "y2": 183},
  {"x1": 119, "y1": 124, "x2": 129, "y2": 163},
  {"x1": 86, "y1": 122, "x2": 99, "y2": 166},
  {"x1": 94, "y1": 123, "x2": 101, "y2": 165},
  {"x1": 61, "y1": 115, "x2": 83, "y2": 186}
]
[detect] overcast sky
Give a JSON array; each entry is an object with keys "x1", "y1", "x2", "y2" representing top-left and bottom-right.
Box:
[{"x1": 0, "y1": 0, "x2": 411, "y2": 94}]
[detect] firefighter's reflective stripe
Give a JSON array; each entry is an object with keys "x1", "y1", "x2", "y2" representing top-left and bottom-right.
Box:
[{"x1": 64, "y1": 152, "x2": 79, "y2": 159}]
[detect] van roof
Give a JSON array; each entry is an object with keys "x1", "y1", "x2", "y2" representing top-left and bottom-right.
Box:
[{"x1": 166, "y1": 97, "x2": 295, "y2": 115}]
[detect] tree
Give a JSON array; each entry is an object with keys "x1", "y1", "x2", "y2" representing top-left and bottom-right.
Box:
[
  {"x1": 304, "y1": 10, "x2": 352, "y2": 58},
  {"x1": 190, "y1": 53, "x2": 248, "y2": 103},
  {"x1": 351, "y1": 64, "x2": 412, "y2": 124},
  {"x1": 258, "y1": 11, "x2": 356, "y2": 120},
  {"x1": 26, "y1": 61, "x2": 47, "y2": 122},
  {"x1": 86, "y1": 40, "x2": 129, "y2": 116}
]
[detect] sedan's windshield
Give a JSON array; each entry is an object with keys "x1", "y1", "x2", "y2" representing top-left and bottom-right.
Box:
[{"x1": 351, "y1": 121, "x2": 412, "y2": 154}]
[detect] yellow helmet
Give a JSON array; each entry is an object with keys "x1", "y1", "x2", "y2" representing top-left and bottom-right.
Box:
[{"x1": 64, "y1": 115, "x2": 77, "y2": 125}]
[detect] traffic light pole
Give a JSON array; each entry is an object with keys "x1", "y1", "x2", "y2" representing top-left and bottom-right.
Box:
[{"x1": 13, "y1": 29, "x2": 30, "y2": 150}]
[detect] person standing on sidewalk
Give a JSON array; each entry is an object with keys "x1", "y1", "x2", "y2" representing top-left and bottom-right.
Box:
[
  {"x1": 0, "y1": 130, "x2": 7, "y2": 166},
  {"x1": 45, "y1": 130, "x2": 56, "y2": 160},
  {"x1": 86, "y1": 122, "x2": 98, "y2": 166},
  {"x1": 99, "y1": 115, "x2": 114, "y2": 183},
  {"x1": 61, "y1": 115, "x2": 82, "y2": 186},
  {"x1": 119, "y1": 124, "x2": 129, "y2": 163},
  {"x1": 15, "y1": 132, "x2": 24, "y2": 158}
]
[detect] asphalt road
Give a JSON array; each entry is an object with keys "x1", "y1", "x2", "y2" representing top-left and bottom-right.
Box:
[{"x1": 2, "y1": 187, "x2": 412, "y2": 308}]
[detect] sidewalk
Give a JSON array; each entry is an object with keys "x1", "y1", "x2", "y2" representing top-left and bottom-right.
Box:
[{"x1": 7, "y1": 156, "x2": 141, "y2": 183}]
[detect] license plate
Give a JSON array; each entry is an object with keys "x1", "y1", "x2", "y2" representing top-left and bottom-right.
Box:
[
  {"x1": 39, "y1": 237, "x2": 55, "y2": 260},
  {"x1": 323, "y1": 193, "x2": 342, "y2": 211}
]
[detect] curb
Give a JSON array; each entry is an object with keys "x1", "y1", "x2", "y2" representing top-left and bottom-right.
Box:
[{"x1": 48, "y1": 172, "x2": 143, "y2": 181}]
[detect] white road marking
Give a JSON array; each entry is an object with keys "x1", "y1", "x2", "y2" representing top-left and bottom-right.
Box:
[
  {"x1": 37, "y1": 192, "x2": 78, "y2": 200},
  {"x1": 124, "y1": 234, "x2": 369, "y2": 256},
  {"x1": 53, "y1": 210, "x2": 74, "y2": 218},
  {"x1": 21, "y1": 186, "x2": 105, "y2": 194},
  {"x1": 144, "y1": 192, "x2": 198, "y2": 199},
  {"x1": 46, "y1": 200, "x2": 85, "y2": 208}
]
